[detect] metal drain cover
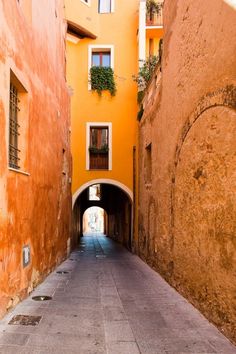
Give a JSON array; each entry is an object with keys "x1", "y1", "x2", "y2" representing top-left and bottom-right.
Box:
[
  {"x1": 32, "y1": 295, "x2": 52, "y2": 301},
  {"x1": 96, "y1": 255, "x2": 106, "y2": 258},
  {"x1": 8, "y1": 315, "x2": 42, "y2": 326}
]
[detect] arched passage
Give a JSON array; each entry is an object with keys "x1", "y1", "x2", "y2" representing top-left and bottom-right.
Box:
[
  {"x1": 72, "y1": 180, "x2": 133, "y2": 250},
  {"x1": 83, "y1": 206, "x2": 108, "y2": 236}
]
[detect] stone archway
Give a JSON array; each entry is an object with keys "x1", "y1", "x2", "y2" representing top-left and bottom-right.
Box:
[
  {"x1": 72, "y1": 179, "x2": 133, "y2": 251},
  {"x1": 72, "y1": 178, "x2": 133, "y2": 208}
]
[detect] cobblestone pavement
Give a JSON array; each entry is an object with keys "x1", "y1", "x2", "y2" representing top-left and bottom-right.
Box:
[{"x1": 0, "y1": 235, "x2": 235, "y2": 354}]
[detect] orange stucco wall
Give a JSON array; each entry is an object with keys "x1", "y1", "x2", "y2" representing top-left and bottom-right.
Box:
[
  {"x1": 0, "y1": 0, "x2": 71, "y2": 317},
  {"x1": 66, "y1": 0, "x2": 140, "y2": 199}
]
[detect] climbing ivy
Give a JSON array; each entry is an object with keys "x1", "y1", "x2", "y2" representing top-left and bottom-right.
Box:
[
  {"x1": 90, "y1": 66, "x2": 116, "y2": 96},
  {"x1": 133, "y1": 55, "x2": 160, "y2": 121},
  {"x1": 133, "y1": 55, "x2": 159, "y2": 91}
]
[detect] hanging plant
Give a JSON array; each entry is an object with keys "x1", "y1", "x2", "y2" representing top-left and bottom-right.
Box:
[{"x1": 90, "y1": 66, "x2": 116, "y2": 96}]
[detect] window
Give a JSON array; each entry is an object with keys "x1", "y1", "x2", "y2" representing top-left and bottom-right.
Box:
[
  {"x1": 88, "y1": 45, "x2": 114, "y2": 90},
  {"x1": 99, "y1": 0, "x2": 112, "y2": 13},
  {"x1": 92, "y1": 51, "x2": 111, "y2": 67},
  {"x1": 9, "y1": 83, "x2": 20, "y2": 169},
  {"x1": 86, "y1": 122, "x2": 112, "y2": 170},
  {"x1": 89, "y1": 184, "x2": 101, "y2": 201},
  {"x1": 145, "y1": 143, "x2": 152, "y2": 184},
  {"x1": 89, "y1": 127, "x2": 109, "y2": 170},
  {"x1": 8, "y1": 70, "x2": 29, "y2": 173}
]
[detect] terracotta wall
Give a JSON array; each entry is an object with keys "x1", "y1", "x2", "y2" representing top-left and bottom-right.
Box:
[
  {"x1": 0, "y1": 0, "x2": 71, "y2": 317},
  {"x1": 138, "y1": 0, "x2": 236, "y2": 342}
]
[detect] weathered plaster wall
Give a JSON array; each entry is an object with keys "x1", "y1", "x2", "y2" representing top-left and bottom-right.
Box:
[
  {"x1": 138, "y1": 0, "x2": 236, "y2": 342},
  {"x1": 0, "y1": 0, "x2": 71, "y2": 317}
]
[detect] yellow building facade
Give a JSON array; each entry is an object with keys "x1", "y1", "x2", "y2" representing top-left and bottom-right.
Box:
[{"x1": 65, "y1": 0, "x2": 163, "y2": 248}]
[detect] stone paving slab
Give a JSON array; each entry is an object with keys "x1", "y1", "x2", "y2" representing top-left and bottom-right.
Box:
[{"x1": 0, "y1": 235, "x2": 235, "y2": 354}]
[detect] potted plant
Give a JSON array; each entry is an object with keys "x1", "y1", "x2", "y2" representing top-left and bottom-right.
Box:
[{"x1": 89, "y1": 144, "x2": 109, "y2": 154}]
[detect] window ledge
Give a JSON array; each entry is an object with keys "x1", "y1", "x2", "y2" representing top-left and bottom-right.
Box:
[
  {"x1": 9, "y1": 167, "x2": 30, "y2": 176},
  {"x1": 88, "y1": 169, "x2": 110, "y2": 171}
]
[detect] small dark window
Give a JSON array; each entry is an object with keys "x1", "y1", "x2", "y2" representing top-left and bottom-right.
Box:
[
  {"x1": 88, "y1": 184, "x2": 101, "y2": 201},
  {"x1": 89, "y1": 127, "x2": 109, "y2": 170},
  {"x1": 98, "y1": 0, "x2": 111, "y2": 13},
  {"x1": 145, "y1": 143, "x2": 152, "y2": 184},
  {"x1": 9, "y1": 83, "x2": 20, "y2": 169}
]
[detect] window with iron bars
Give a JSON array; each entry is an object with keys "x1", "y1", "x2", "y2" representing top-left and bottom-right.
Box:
[{"x1": 9, "y1": 83, "x2": 20, "y2": 169}]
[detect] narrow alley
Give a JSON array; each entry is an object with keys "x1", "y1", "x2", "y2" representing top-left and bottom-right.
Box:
[{"x1": 0, "y1": 235, "x2": 235, "y2": 354}]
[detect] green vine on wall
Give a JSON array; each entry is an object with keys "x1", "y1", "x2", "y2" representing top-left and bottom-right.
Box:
[
  {"x1": 90, "y1": 66, "x2": 116, "y2": 96},
  {"x1": 133, "y1": 55, "x2": 159, "y2": 92},
  {"x1": 133, "y1": 55, "x2": 161, "y2": 121}
]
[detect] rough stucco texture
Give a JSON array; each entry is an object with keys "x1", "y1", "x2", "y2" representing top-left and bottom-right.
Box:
[
  {"x1": 138, "y1": 0, "x2": 236, "y2": 343},
  {"x1": 0, "y1": 0, "x2": 71, "y2": 317}
]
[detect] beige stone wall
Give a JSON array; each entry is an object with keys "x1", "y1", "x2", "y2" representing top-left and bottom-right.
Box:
[{"x1": 138, "y1": 0, "x2": 236, "y2": 342}]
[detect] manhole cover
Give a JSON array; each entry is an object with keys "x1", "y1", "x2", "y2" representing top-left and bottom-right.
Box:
[
  {"x1": 96, "y1": 255, "x2": 106, "y2": 258},
  {"x1": 32, "y1": 295, "x2": 52, "y2": 301},
  {"x1": 56, "y1": 271, "x2": 69, "y2": 274},
  {"x1": 8, "y1": 315, "x2": 42, "y2": 326}
]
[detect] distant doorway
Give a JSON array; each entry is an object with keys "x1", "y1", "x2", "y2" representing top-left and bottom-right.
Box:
[{"x1": 83, "y1": 207, "x2": 107, "y2": 236}]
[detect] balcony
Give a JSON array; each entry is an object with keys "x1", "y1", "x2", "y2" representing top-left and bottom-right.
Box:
[
  {"x1": 146, "y1": 1, "x2": 163, "y2": 27},
  {"x1": 146, "y1": 11, "x2": 163, "y2": 27}
]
